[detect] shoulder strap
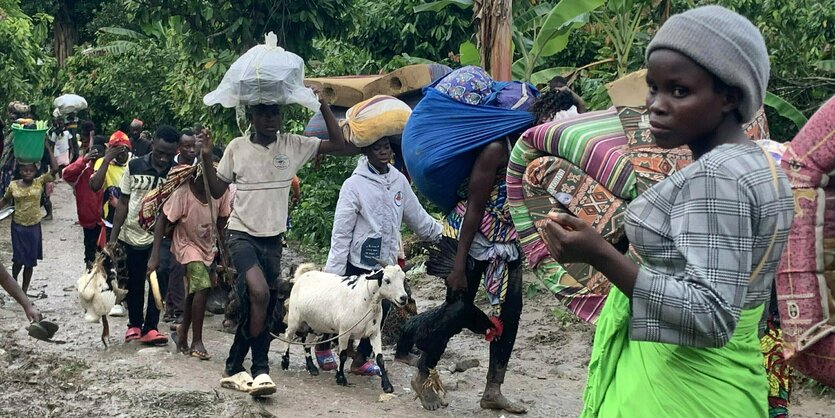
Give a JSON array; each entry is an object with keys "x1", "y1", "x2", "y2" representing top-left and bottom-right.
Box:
[{"x1": 749, "y1": 145, "x2": 781, "y2": 283}]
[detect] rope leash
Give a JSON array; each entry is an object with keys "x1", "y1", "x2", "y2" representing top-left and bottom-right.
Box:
[
  {"x1": 270, "y1": 280, "x2": 392, "y2": 347},
  {"x1": 269, "y1": 304, "x2": 376, "y2": 347}
]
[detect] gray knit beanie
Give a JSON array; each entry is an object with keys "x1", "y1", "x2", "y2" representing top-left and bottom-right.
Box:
[{"x1": 646, "y1": 5, "x2": 769, "y2": 123}]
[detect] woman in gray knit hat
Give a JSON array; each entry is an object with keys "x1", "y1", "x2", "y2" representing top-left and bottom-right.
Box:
[{"x1": 539, "y1": 5, "x2": 795, "y2": 417}]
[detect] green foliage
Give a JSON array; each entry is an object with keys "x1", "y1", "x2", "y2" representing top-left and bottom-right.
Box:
[
  {"x1": 764, "y1": 92, "x2": 809, "y2": 130},
  {"x1": 288, "y1": 156, "x2": 359, "y2": 257},
  {"x1": 125, "y1": 0, "x2": 352, "y2": 58},
  {"x1": 0, "y1": 1, "x2": 57, "y2": 117},
  {"x1": 713, "y1": 0, "x2": 834, "y2": 140},
  {"x1": 351, "y1": 0, "x2": 472, "y2": 63}
]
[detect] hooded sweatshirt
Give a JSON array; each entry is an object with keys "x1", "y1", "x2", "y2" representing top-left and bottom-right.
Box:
[{"x1": 325, "y1": 156, "x2": 441, "y2": 275}]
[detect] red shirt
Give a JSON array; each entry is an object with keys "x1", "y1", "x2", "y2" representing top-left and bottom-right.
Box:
[{"x1": 62, "y1": 157, "x2": 104, "y2": 229}]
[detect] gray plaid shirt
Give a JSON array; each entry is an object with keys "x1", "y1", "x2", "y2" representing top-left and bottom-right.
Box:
[{"x1": 625, "y1": 143, "x2": 794, "y2": 348}]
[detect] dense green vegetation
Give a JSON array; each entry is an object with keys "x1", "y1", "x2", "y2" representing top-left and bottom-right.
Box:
[{"x1": 2, "y1": 0, "x2": 832, "y2": 253}]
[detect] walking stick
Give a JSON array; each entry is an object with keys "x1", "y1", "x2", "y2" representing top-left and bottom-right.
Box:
[{"x1": 198, "y1": 141, "x2": 235, "y2": 284}]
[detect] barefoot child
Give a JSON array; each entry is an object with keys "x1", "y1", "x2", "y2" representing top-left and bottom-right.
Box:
[
  {"x1": 148, "y1": 162, "x2": 232, "y2": 360},
  {"x1": 0, "y1": 144, "x2": 59, "y2": 293}
]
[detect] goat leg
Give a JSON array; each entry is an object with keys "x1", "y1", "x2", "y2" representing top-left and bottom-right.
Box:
[
  {"x1": 335, "y1": 348, "x2": 349, "y2": 386},
  {"x1": 282, "y1": 324, "x2": 297, "y2": 370},
  {"x1": 371, "y1": 333, "x2": 394, "y2": 393},
  {"x1": 101, "y1": 315, "x2": 110, "y2": 348},
  {"x1": 303, "y1": 333, "x2": 319, "y2": 376}
]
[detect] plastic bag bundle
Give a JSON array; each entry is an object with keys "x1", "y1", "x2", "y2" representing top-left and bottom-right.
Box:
[
  {"x1": 203, "y1": 32, "x2": 320, "y2": 111},
  {"x1": 53, "y1": 94, "x2": 87, "y2": 115},
  {"x1": 342, "y1": 95, "x2": 412, "y2": 148}
]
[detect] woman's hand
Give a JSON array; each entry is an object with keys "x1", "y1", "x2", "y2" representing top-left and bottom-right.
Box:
[{"x1": 539, "y1": 212, "x2": 609, "y2": 265}]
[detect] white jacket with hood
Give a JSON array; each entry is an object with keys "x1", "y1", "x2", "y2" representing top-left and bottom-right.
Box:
[{"x1": 325, "y1": 156, "x2": 441, "y2": 275}]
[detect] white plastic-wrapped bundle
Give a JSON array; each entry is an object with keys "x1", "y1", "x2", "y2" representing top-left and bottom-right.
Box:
[
  {"x1": 203, "y1": 32, "x2": 320, "y2": 110},
  {"x1": 53, "y1": 94, "x2": 88, "y2": 115}
]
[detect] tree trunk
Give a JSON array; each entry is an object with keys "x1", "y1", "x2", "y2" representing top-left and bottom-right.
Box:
[
  {"x1": 53, "y1": 0, "x2": 78, "y2": 67},
  {"x1": 474, "y1": 0, "x2": 513, "y2": 81}
]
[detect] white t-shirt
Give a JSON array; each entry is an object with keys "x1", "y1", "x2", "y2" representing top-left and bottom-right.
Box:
[
  {"x1": 217, "y1": 133, "x2": 320, "y2": 237},
  {"x1": 50, "y1": 130, "x2": 72, "y2": 165}
]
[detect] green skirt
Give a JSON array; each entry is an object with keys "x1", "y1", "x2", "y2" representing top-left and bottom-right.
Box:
[{"x1": 582, "y1": 288, "x2": 767, "y2": 418}]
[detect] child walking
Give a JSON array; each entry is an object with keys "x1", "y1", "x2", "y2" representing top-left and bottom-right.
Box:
[
  {"x1": 202, "y1": 95, "x2": 350, "y2": 397},
  {"x1": 323, "y1": 136, "x2": 441, "y2": 375},
  {"x1": 0, "y1": 144, "x2": 59, "y2": 292},
  {"x1": 148, "y1": 162, "x2": 232, "y2": 360}
]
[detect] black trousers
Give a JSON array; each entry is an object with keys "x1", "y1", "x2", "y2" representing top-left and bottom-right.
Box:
[
  {"x1": 82, "y1": 225, "x2": 101, "y2": 266},
  {"x1": 224, "y1": 232, "x2": 282, "y2": 377},
  {"x1": 420, "y1": 257, "x2": 523, "y2": 384},
  {"x1": 122, "y1": 242, "x2": 167, "y2": 334},
  {"x1": 159, "y1": 238, "x2": 185, "y2": 319}
]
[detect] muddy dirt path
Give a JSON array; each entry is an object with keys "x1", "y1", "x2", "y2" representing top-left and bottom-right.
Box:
[{"x1": 0, "y1": 183, "x2": 831, "y2": 418}]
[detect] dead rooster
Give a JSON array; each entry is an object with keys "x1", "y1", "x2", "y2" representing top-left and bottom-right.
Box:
[{"x1": 76, "y1": 251, "x2": 128, "y2": 347}]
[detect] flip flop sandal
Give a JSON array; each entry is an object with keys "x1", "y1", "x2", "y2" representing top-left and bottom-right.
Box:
[
  {"x1": 220, "y1": 371, "x2": 253, "y2": 392},
  {"x1": 350, "y1": 361, "x2": 382, "y2": 376},
  {"x1": 39, "y1": 320, "x2": 59, "y2": 339},
  {"x1": 315, "y1": 349, "x2": 338, "y2": 371},
  {"x1": 249, "y1": 374, "x2": 277, "y2": 397},
  {"x1": 191, "y1": 350, "x2": 212, "y2": 361},
  {"x1": 27, "y1": 321, "x2": 66, "y2": 344},
  {"x1": 138, "y1": 330, "x2": 169, "y2": 345}
]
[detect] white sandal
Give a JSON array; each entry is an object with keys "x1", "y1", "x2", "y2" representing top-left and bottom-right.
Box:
[
  {"x1": 220, "y1": 371, "x2": 253, "y2": 392},
  {"x1": 249, "y1": 373, "x2": 277, "y2": 397}
]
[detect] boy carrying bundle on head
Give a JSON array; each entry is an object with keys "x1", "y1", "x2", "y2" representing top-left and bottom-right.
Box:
[
  {"x1": 148, "y1": 160, "x2": 232, "y2": 360},
  {"x1": 201, "y1": 97, "x2": 350, "y2": 396},
  {"x1": 201, "y1": 33, "x2": 354, "y2": 396}
]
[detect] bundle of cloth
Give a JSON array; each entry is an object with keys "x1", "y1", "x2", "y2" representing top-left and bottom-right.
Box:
[
  {"x1": 776, "y1": 95, "x2": 835, "y2": 388},
  {"x1": 402, "y1": 65, "x2": 539, "y2": 212},
  {"x1": 507, "y1": 98, "x2": 775, "y2": 323}
]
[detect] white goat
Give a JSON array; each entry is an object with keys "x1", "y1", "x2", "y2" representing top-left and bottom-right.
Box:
[{"x1": 282, "y1": 263, "x2": 409, "y2": 393}]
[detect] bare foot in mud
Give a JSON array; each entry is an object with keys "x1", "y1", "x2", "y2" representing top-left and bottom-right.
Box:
[
  {"x1": 395, "y1": 353, "x2": 419, "y2": 367},
  {"x1": 480, "y1": 387, "x2": 527, "y2": 414},
  {"x1": 174, "y1": 325, "x2": 189, "y2": 354},
  {"x1": 411, "y1": 370, "x2": 448, "y2": 411}
]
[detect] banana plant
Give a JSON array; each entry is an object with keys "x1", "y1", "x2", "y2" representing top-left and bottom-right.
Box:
[
  {"x1": 764, "y1": 92, "x2": 808, "y2": 130},
  {"x1": 417, "y1": 0, "x2": 604, "y2": 83}
]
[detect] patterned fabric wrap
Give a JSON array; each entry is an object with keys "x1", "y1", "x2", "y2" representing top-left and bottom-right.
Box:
[
  {"x1": 433, "y1": 65, "x2": 493, "y2": 105},
  {"x1": 616, "y1": 106, "x2": 694, "y2": 194},
  {"x1": 443, "y1": 173, "x2": 517, "y2": 307},
  {"x1": 138, "y1": 164, "x2": 198, "y2": 232},
  {"x1": 743, "y1": 107, "x2": 772, "y2": 141},
  {"x1": 341, "y1": 95, "x2": 412, "y2": 148},
  {"x1": 762, "y1": 312, "x2": 791, "y2": 418},
  {"x1": 485, "y1": 81, "x2": 539, "y2": 111},
  {"x1": 513, "y1": 108, "x2": 637, "y2": 199},
  {"x1": 776, "y1": 94, "x2": 835, "y2": 389},
  {"x1": 522, "y1": 156, "x2": 628, "y2": 321}
]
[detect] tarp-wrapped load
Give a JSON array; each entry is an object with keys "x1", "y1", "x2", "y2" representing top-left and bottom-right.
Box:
[
  {"x1": 777, "y1": 95, "x2": 835, "y2": 388},
  {"x1": 341, "y1": 95, "x2": 412, "y2": 148},
  {"x1": 203, "y1": 32, "x2": 319, "y2": 110},
  {"x1": 402, "y1": 66, "x2": 538, "y2": 212}
]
